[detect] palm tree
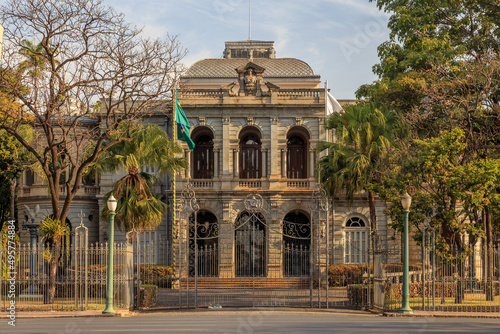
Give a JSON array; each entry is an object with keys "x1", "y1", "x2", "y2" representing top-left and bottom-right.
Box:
[
  {"x1": 102, "y1": 155, "x2": 168, "y2": 231},
  {"x1": 39, "y1": 216, "x2": 70, "y2": 304},
  {"x1": 99, "y1": 123, "x2": 187, "y2": 231},
  {"x1": 318, "y1": 102, "x2": 395, "y2": 236},
  {"x1": 18, "y1": 39, "x2": 57, "y2": 77}
]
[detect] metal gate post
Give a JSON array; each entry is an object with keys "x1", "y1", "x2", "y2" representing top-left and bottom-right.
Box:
[
  {"x1": 177, "y1": 181, "x2": 199, "y2": 309},
  {"x1": 178, "y1": 217, "x2": 182, "y2": 309},
  {"x1": 195, "y1": 213, "x2": 198, "y2": 308},
  {"x1": 326, "y1": 197, "x2": 330, "y2": 309},
  {"x1": 423, "y1": 224, "x2": 436, "y2": 311},
  {"x1": 252, "y1": 217, "x2": 255, "y2": 308},
  {"x1": 75, "y1": 221, "x2": 88, "y2": 310}
]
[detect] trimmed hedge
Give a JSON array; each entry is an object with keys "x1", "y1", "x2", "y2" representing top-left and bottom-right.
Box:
[
  {"x1": 328, "y1": 264, "x2": 370, "y2": 287},
  {"x1": 85, "y1": 264, "x2": 125, "y2": 274},
  {"x1": 139, "y1": 284, "x2": 158, "y2": 308},
  {"x1": 384, "y1": 263, "x2": 422, "y2": 273},
  {"x1": 138, "y1": 265, "x2": 176, "y2": 288},
  {"x1": 385, "y1": 282, "x2": 457, "y2": 300}
]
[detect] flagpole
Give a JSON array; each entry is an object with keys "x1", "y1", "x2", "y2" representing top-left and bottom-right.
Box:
[{"x1": 172, "y1": 80, "x2": 178, "y2": 281}]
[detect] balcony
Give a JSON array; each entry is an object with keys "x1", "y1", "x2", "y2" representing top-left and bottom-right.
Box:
[
  {"x1": 173, "y1": 177, "x2": 314, "y2": 193},
  {"x1": 20, "y1": 185, "x2": 100, "y2": 198}
]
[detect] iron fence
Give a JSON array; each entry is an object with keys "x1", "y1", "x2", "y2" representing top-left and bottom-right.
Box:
[
  {"x1": 0, "y1": 240, "x2": 133, "y2": 312},
  {"x1": 380, "y1": 236, "x2": 500, "y2": 312}
]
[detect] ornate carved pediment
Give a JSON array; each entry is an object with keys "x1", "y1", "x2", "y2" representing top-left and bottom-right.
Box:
[{"x1": 236, "y1": 62, "x2": 265, "y2": 96}]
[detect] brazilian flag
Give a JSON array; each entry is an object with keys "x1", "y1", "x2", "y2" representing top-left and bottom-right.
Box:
[{"x1": 175, "y1": 93, "x2": 195, "y2": 151}]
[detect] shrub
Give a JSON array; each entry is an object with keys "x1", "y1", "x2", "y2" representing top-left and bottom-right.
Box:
[
  {"x1": 384, "y1": 263, "x2": 422, "y2": 273},
  {"x1": 385, "y1": 281, "x2": 457, "y2": 301},
  {"x1": 85, "y1": 264, "x2": 125, "y2": 274},
  {"x1": 347, "y1": 284, "x2": 372, "y2": 308},
  {"x1": 138, "y1": 284, "x2": 158, "y2": 308},
  {"x1": 328, "y1": 264, "x2": 370, "y2": 287},
  {"x1": 139, "y1": 265, "x2": 176, "y2": 288}
]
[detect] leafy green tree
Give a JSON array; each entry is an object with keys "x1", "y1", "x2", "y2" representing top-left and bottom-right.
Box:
[
  {"x1": 318, "y1": 102, "x2": 395, "y2": 236},
  {"x1": 375, "y1": 128, "x2": 500, "y2": 302},
  {"x1": 0, "y1": 128, "x2": 33, "y2": 230},
  {"x1": 359, "y1": 0, "x2": 500, "y2": 110},
  {"x1": 359, "y1": 2, "x2": 500, "y2": 300}
]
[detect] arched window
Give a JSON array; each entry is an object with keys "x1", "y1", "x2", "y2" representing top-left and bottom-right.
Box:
[
  {"x1": 25, "y1": 169, "x2": 35, "y2": 186},
  {"x1": 287, "y1": 135, "x2": 307, "y2": 179},
  {"x1": 192, "y1": 129, "x2": 214, "y2": 179},
  {"x1": 239, "y1": 131, "x2": 262, "y2": 179},
  {"x1": 283, "y1": 212, "x2": 310, "y2": 276},
  {"x1": 344, "y1": 217, "x2": 368, "y2": 264}
]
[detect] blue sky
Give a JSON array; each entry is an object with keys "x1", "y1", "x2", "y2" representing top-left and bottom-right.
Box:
[{"x1": 106, "y1": 0, "x2": 391, "y2": 99}]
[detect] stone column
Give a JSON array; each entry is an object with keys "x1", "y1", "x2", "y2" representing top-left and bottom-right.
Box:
[
  {"x1": 270, "y1": 117, "x2": 279, "y2": 177},
  {"x1": 268, "y1": 200, "x2": 283, "y2": 278},
  {"x1": 219, "y1": 201, "x2": 234, "y2": 278},
  {"x1": 214, "y1": 149, "x2": 219, "y2": 177},
  {"x1": 233, "y1": 149, "x2": 239, "y2": 178},
  {"x1": 309, "y1": 148, "x2": 315, "y2": 178},
  {"x1": 281, "y1": 149, "x2": 287, "y2": 178},
  {"x1": 222, "y1": 117, "x2": 231, "y2": 176},
  {"x1": 262, "y1": 149, "x2": 267, "y2": 178},
  {"x1": 185, "y1": 149, "x2": 191, "y2": 179}
]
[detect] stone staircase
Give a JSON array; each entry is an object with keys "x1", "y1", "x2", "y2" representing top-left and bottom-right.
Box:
[{"x1": 179, "y1": 277, "x2": 311, "y2": 289}]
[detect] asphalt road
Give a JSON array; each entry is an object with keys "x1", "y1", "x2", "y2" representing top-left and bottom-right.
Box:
[{"x1": 5, "y1": 310, "x2": 500, "y2": 334}]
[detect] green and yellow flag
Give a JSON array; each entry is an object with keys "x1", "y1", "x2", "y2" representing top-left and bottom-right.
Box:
[{"x1": 175, "y1": 93, "x2": 195, "y2": 151}]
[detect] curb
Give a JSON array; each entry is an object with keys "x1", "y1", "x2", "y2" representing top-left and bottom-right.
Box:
[
  {"x1": 134, "y1": 307, "x2": 377, "y2": 317},
  {"x1": 382, "y1": 311, "x2": 500, "y2": 319}
]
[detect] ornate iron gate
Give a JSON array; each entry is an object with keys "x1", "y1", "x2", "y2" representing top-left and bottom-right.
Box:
[{"x1": 168, "y1": 185, "x2": 331, "y2": 309}]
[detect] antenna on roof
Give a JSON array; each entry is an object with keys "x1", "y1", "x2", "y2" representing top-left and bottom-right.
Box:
[{"x1": 248, "y1": 0, "x2": 251, "y2": 40}]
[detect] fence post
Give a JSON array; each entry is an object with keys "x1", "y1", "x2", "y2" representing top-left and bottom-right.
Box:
[
  {"x1": 373, "y1": 246, "x2": 386, "y2": 309},
  {"x1": 75, "y1": 222, "x2": 88, "y2": 310}
]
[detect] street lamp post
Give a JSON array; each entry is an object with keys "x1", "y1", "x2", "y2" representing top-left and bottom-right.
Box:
[
  {"x1": 103, "y1": 194, "x2": 117, "y2": 314},
  {"x1": 399, "y1": 191, "x2": 413, "y2": 314}
]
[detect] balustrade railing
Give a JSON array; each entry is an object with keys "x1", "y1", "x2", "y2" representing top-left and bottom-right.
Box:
[{"x1": 239, "y1": 180, "x2": 262, "y2": 188}]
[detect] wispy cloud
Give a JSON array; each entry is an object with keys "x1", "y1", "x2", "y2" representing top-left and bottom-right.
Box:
[{"x1": 102, "y1": 0, "x2": 390, "y2": 98}]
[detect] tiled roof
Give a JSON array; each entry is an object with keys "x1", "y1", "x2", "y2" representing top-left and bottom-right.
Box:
[{"x1": 183, "y1": 58, "x2": 318, "y2": 78}]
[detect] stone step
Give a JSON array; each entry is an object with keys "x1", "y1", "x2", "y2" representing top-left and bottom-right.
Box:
[{"x1": 179, "y1": 277, "x2": 311, "y2": 289}]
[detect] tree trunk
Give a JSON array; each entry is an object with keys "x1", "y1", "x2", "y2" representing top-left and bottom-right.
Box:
[
  {"x1": 9, "y1": 178, "x2": 17, "y2": 222},
  {"x1": 485, "y1": 209, "x2": 494, "y2": 301},
  {"x1": 44, "y1": 244, "x2": 60, "y2": 304},
  {"x1": 368, "y1": 190, "x2": 378, "y2": 249},
  {"x1": 368, "y1": 191, "x2": 377, "y2": 234}
]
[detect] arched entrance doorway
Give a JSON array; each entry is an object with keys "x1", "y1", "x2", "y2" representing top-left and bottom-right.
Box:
[
  {"x1": 235, "y1": 211, "x2": 267, "y2": 277},
  {"x1": 189, "y1": 210, "x2": 219, "y2": 277},
  {"x1": 283, "y1": 212, "x2": 311, "y2": 276}
]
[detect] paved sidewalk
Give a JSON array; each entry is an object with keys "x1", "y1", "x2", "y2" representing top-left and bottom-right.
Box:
[
  {"x1": 14, "y1": 309, "x2": 134, "y2": 318},
  {"x1": 11, "y1": 308, "x2": 500, "y2": 319}
]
